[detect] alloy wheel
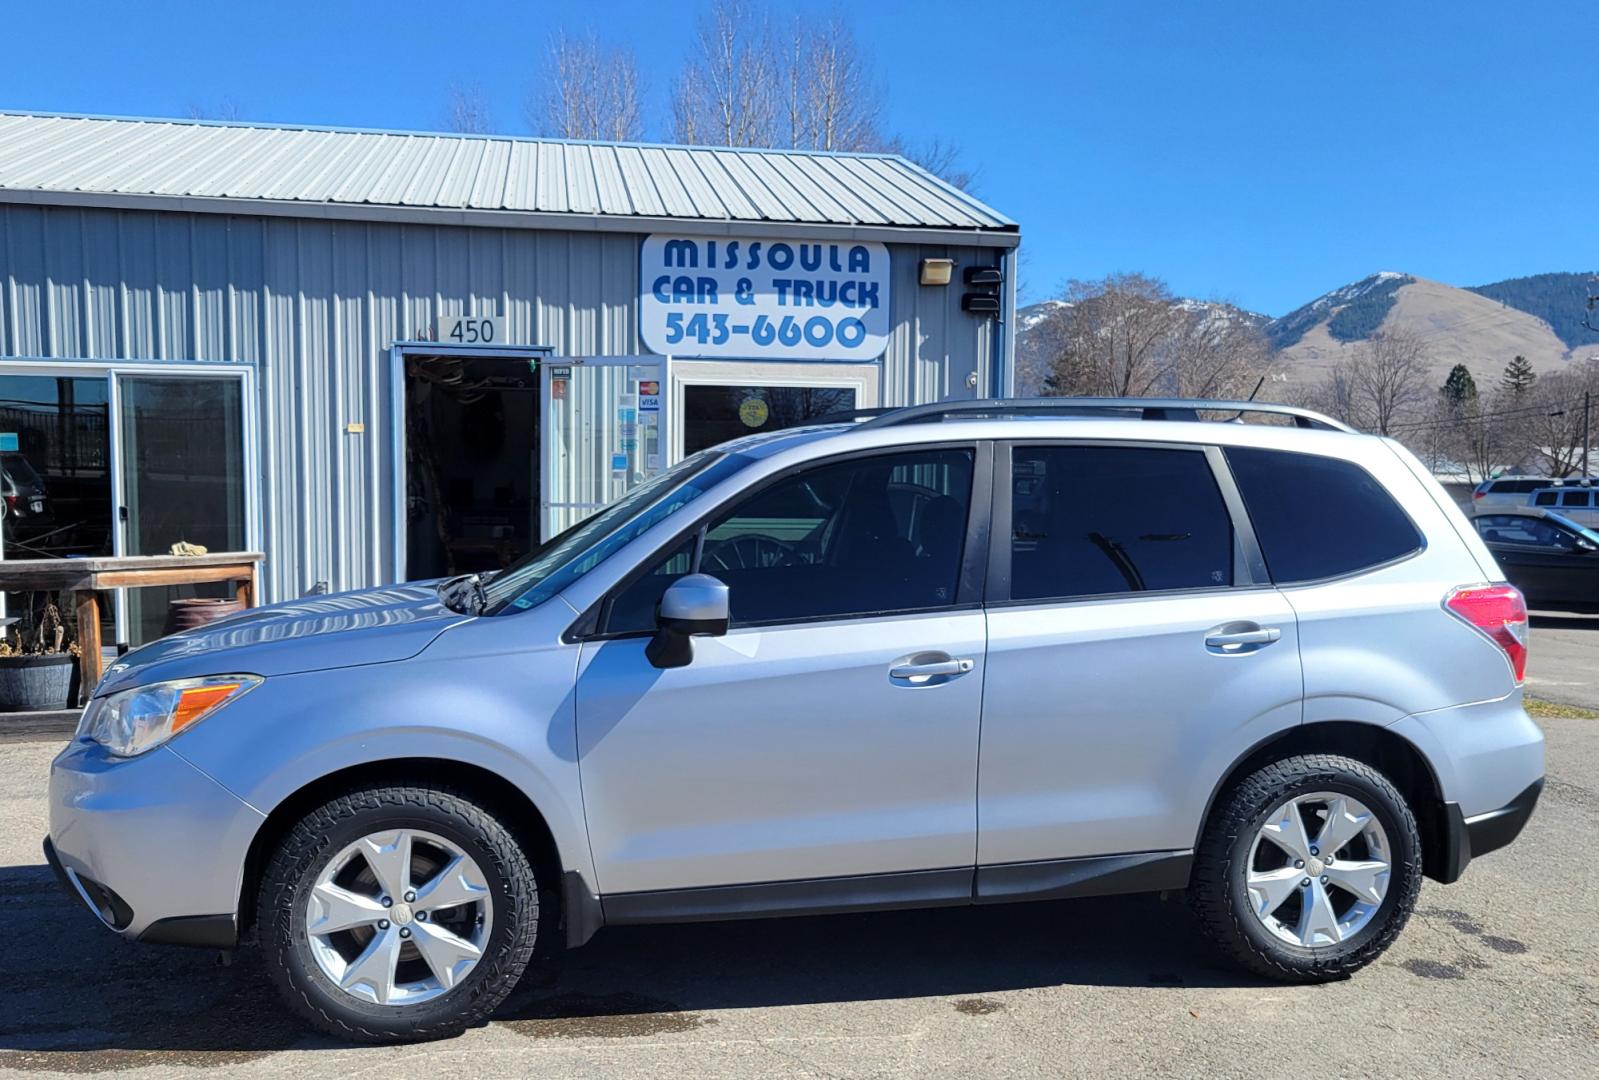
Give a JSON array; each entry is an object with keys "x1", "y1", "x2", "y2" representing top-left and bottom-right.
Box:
[
  {"x1": 304, "y1": 828, "x2": 494, "y2": 1006},
  {"x1": 1245, "y1": 792, "x2": 1391, "y2": 948}
]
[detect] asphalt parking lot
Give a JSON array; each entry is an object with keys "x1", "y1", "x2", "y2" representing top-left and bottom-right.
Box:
[{"x1": 2, "y1": 624, "x2": 1595, "y2": 1078}]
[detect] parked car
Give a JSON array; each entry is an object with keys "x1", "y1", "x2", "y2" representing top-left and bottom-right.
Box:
[
  {"x1": 0, "y1": 450, "x2": 51, "y2": 528},
  {"x1": 1474, "y1": 509, "x2": 1599, "y2": 611},
  {"x1": 45, "y1": 398, "x2": 1545, "y2": 1043},
  {"x1": 1471, "y1": 475, "x2": 1564, "y2": 515},
  {"x1": 1529, "y1": 484, "x2": 1599, "y2": 530}
]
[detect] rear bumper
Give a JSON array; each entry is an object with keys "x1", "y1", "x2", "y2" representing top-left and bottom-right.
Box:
[{"x1": 1435, "y1": 778, "x2": 1543, "y2": 884}]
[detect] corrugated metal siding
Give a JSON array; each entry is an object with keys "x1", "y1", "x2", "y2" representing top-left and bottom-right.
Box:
[
  {"x1": 0, "y1": 204, "x2": 1000, "y2": 602},
  {"x1": 0, "y1": 113, "x2": 1014, "y2": 232}
]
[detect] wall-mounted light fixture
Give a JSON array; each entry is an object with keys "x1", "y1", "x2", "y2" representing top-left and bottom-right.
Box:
[
  {"x1": 964, "y1": 266, "x2": 1003, "y2": 287},
  {"x1": 961, "y1": 262, "x2": 1004, "y2": 318},
  {"x1": 961, "y1": 294, "x2": 1001, "y2": 314},
  {"x1": 919, "y1": 257, "x2": 955, "y2": 286}
]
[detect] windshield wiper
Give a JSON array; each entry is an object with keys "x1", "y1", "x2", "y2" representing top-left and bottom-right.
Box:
[{"x1": 436, "y1": 573, "x2": 488, "y2": 615}]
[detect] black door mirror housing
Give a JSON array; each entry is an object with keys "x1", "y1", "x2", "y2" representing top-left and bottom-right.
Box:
[{"x1": 646, "y1": 574, "x2": 731, "y2": 669}]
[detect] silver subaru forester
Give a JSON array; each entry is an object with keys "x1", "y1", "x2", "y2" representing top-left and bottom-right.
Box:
[{"x1": 45, "y1": 398, "x2": 1545, "y2": 1042}]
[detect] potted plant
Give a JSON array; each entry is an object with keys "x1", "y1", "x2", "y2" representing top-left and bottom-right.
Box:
[{"x1": 0, "y1": 600, "x2": 80, "y2": 711}]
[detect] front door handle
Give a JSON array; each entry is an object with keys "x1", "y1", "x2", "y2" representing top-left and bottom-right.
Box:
[
  {"x1": 1205, "y1": 625, "x2": 1281, "y2": 654},
  {"x1": 889, "y1": 656, "x2": 975, "y2": 682}
]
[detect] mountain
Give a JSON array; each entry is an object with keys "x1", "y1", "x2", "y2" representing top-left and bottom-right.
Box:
[
  {"x1": 1269, "y1": 273, "x2": 1585, "y2": 386},
  {"x1": 1014, "y1": 272, "x2": 1599, "y2": 396},
  {"x1": 1467, "y1": 272, "x2": 1599, "y2": 350}
]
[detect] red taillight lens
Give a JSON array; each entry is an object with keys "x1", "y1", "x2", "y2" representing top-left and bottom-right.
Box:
[
  {"x1": 1472, "y1": 490, "x2": 1485, "y2": 500},
  {"x1": 1445, "y1": 584, "x2": 1528, "y2": 683}
]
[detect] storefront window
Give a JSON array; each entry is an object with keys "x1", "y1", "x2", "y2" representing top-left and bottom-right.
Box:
[
  {"x1": 0, "y1": 375, "x2": 114, "y2": 650},
  {"x1": 683, "y1": 384, "x2": 856, "y2": 455},
  {"x1": 120, "y1": 377, "x2": 247, "y2": 645}
]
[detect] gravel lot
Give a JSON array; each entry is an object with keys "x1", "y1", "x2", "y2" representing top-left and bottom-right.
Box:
[{"x1": 2, "y1": 636, "x2": 1596, "y2": 1078}]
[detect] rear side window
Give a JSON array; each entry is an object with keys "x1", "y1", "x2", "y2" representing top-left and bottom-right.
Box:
[
  {"x1": 1491, "y1": 480, "x2": 1544, "y2": 494},
  {"x1": 1224, "y1": 447, "x2": 1422, "y2": 583},
  {"x1": 1535, "y1": 491, "x2": 1560, "y2": 506},
  {"x1": 1561, "y1": 490, "x2": 1591, "y2": 507},
  {"x1": 1009, "y1": 445, "x2": 1234, "y2": 601}
]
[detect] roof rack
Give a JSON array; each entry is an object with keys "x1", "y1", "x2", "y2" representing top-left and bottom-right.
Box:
[{"x1": 851, "y1": 397, "x2": 1357, "y2": 434}]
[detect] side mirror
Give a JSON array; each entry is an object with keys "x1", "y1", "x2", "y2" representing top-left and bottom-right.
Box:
[
  {"x1": 1579, "y1": 539, "x2": 1598, "y2": 554},
  {"x1": 645, "y1": 574, "x2": 730, "y2": 669}
]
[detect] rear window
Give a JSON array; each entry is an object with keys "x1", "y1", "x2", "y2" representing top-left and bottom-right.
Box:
[
  {"x1": 1224, "y1": 447, "x2": 1423, "y2": 584},
  {"x1": 1009, "y1": 445, "x2": 1234, "y2": 601}
]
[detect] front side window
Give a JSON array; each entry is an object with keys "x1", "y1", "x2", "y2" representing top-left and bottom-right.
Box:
[
  {"x1": 1009, "y1": 445, "x2": 1234, "y2": 601},
  {"x1": 1225, "y1": 446, "x2": 1422, "y2": 583},
  {"x1": 602, "y1": 447, "x2": 974, "y2": 631},
  {"x1": 1475, "y1": 515, "x2": 1577, "y2": 550}
]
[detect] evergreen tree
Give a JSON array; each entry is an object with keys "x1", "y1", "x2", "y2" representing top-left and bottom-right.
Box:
[
  {"x1": 1443, "y1": 363, "x2": 1478, "y2": 406},
  {"x1": 1502, "y1": 355, "x2": 1536, "y2": 395}
]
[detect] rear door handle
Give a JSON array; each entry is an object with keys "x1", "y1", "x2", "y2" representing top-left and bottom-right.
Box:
[
  {"x1": 889, "y1": 657, "x2": 975, "y2": 681},
  {"x1": 1205, "y1": 626, "x2": 1281, "y2": 653}
]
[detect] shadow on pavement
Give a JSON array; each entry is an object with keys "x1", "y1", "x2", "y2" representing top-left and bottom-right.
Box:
[
  {"x1": 4, "y1": 859, "x2": 1267, "y2": 1064},
  {"x1": 495, "y1": 890, "x2": 1267, "y2": 1034}
]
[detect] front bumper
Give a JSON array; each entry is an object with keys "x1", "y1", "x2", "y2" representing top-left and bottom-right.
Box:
[
  {"x1": 46, "y1": 739, "x2": 264, "y2": 945},
  {"x1": 1435, "y1": 779, "x2": 1544, "y2": 885}
]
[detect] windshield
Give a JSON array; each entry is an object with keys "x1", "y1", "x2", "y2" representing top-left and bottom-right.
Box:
[
  {"x1": 1546, "y1": 511, "x2": 1599, "y2": 545},
  {"x1": 483, "y1": 450, "x2": 752, "y2": 614}
]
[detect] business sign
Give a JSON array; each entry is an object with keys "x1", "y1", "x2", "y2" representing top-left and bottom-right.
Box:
[{"x1": 640, "y1": 235, "x2": 890, "y2": 361}]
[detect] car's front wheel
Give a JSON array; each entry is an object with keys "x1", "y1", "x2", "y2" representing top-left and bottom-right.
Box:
[
  {"x1": 258, "y1": 785, "x2": 539, "y2": 1042},
  {"x1": 1191, "y1": 753, "x2": 1422, "y2": 982}
]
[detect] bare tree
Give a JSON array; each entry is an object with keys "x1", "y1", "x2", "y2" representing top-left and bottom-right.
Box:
[
  {"x1": 185, "y1": 97, "x2": 243, "y2": 122},
  {"x1": 885, "y1": 135, "x2": 978, "y2": 192},
  {"x1": 1037, "y1": 275, "x2": 1268, "y2": 400},
  {"x1": 1523, "y1": 362, "x2": 1599, "y2": 476},
  {"x1": 533, "y1": 31, "x2": 645, "y2": 141},
  {"x1": 443, "y1": 81, "x2": 493, "y2": 134},
  {"x1": 672, "y1": 0, "x2": 779, "y2": 147},
  {"x1": 783, "y1": 16, "x2": 880, "y2": 151},
  {"x1": 1324, "y1": 329, "x2": 1431, "y2": 436}
]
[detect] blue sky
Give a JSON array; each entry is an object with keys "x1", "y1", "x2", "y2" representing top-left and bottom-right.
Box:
[{"x1": 1, "y1": 1, "x2": 1593, "y2": 315}]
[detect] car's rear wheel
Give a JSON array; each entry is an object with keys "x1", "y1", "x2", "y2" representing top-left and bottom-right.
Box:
[
  {"x1": 1191, "y1": 753, "x2": 1421, "y2": 982},
  {"x1": 258, "y1": 785, "x2": 539, "y2": 1042}
]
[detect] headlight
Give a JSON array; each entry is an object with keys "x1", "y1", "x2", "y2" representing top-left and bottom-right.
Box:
[{"x1": 77, "y1": 675, "x2": 262, "y2": 757}]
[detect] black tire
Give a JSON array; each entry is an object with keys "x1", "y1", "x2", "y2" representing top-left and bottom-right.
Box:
[
  {"x1": 1190, "y1": 753, "x2": 1422, "y2": 982},
  {"x1": 258, "y1": 785, "x2": 539, "y2": 1042}
]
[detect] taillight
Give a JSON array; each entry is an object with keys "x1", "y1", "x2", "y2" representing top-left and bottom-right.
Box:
[
  {"x1": 1472, "y1": 490, "x2": 1485, "y2": 500},
  {"x1": 1444, "y1": 584, "x2": 1528, "y2": 683}
]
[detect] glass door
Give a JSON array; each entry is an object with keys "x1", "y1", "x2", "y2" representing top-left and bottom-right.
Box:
[
  {"x1": 540, "y1": 357, "x2": 668, "y2": 540},
  {"x1": 117, "y1": 376, "x2": 247, "y2": 645}
]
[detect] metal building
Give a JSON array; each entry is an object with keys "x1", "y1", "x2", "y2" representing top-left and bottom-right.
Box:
[{"x1": 0, "y1": 111, "x2": 1019, "y2": 644}]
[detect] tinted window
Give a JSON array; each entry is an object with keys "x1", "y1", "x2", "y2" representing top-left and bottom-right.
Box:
[
  {"x1": 1009, "y1": 446, "x2": 1234, "y2": 601},
  {"x1": 1225, "y1": 447, "x2": 1422, "y2": 583},
  {"x1": 603, "y1": 448, "x2": 975, "y2": 631},
  {"x1": 605, "y1": 537, "x2": 699, "y2": 635},
  {"x1": 1561, "y1": 490, "x2": 1591, "y2": 507},
  {"x1": 707, "y1": 449, "x2": 973, "y2": 624},
  {"x1": 1534, "y1": 490, "x2": 1559, "y2": 506},
  {"x1": 1475, "y1": 515, "x2": 1577, "y2": 550},
  {"x1": 1491, "y1": 480, "x2": 1544, "y2": 494}
]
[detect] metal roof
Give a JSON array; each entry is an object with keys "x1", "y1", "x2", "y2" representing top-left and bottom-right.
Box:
[{"x1": 0, "y1": 112, "x2": 1015, "y2": 239}]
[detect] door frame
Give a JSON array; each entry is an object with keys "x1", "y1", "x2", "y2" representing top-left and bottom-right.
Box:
[
  {"x1": 0, "y1": 357, "x2": 257, "y2": 641},
  {"x1": 387, "y1": 342, "x2": 553, "y2": 584},
  {"x1": 111, "y1": 366, "x2": 260, "y2": 644}
]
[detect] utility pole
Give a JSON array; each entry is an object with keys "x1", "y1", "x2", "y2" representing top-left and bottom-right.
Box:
[{"x1": 1586, "y1": 390, "x2": 1592, "y2": 481}]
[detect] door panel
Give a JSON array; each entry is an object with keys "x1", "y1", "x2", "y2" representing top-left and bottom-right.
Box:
[
  {"x1": 979, "y1": 589, "x2": 1302, "y2": 864},
  {"x1": 576, "y1": 611, "x2": 985, "y2": 895}
]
